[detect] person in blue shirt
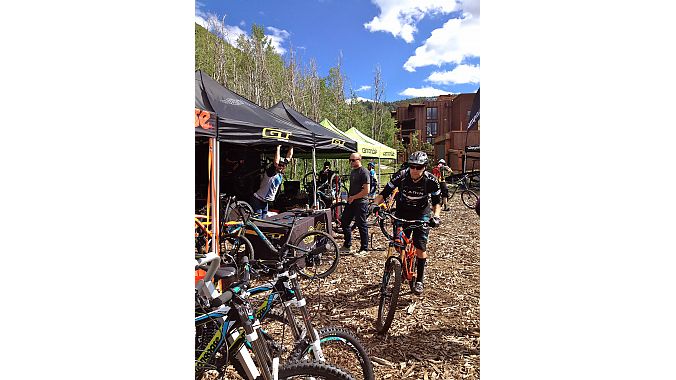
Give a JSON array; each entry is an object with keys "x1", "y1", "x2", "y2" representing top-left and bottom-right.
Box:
[
  {"x1": 367, "y1": 162, "x2": 378, "y2": 197},
  {"x1": 251, "y1": 145, "x2": 293, "y2": 218}
]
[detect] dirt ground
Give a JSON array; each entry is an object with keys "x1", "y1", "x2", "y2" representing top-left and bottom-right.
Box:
[{"x1": 300, "y1": 194, "x2": 481, "y2": 379}]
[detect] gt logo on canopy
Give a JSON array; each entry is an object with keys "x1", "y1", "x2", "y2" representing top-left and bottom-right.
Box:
[
  {"x1": 262, "y1": 128, "x2": 291, "y2": 141},
  {"x1": 195, "y1": 109, "x2": 214, "y2": 130},
  {"x1": 331, "y1": 138, "x2": 345, "y2": 147}
]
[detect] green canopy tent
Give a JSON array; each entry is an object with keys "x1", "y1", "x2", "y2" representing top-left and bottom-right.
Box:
[
  {"x1": 344, "y1": 127, "x2": 398, "y2": 188},
  {"x1": 318, "y1": 118, "x2": 399, "y2": 189}
]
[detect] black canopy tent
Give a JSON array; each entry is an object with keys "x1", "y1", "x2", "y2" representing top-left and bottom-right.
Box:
[
  {"x1": 195, "y1": 71, "x2": 315, "y2": 149},
  {"x1": 269, "y1": 101, "x2": 358, "y2": 207},
  {"x1": 269, "y1": 101, "x2": 357, "y2": 154}
]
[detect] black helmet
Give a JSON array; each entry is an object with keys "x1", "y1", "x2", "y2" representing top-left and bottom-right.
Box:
[
  {"x1": 407, "y1": 151, "x2": 429, "y2": 166},
  {"x1": 323, "y1": 161, "x2": 331, "y2": 168},
  {"x1": 278, "y1": 157, "x2": 289, "y2": 165}
]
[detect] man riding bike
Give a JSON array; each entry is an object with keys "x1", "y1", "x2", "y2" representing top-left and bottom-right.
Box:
[{"x1": 372, "y1": 151, "x2": 442, "y2": 295}]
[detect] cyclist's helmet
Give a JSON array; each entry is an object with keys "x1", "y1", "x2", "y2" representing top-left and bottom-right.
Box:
[
  {"x1": 438, "y1": 159, "x2": 446, "y2": 165},
  {"x1": 323, "y1": 161, "x2": 331, "y2": 168},
  {"x1": 278, "y1": 157, "x2": 290, "y2": 165},
  {"x1": 368, "y1": 162, "x2": 375, "y2": 168},
  {"x1": 407, "y1": 151, "x2": 429, "y2": 166}
]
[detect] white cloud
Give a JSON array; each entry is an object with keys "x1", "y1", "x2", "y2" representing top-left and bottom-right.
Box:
[
  {"x1": 427, "y1": 64, "x2": 480, "y2": 84},
  {"x1": 195, "y1": 15, "x2": 208, "y2": 29},
  {"x1": 194, "y1": 10, "x2": 289, "y2": 56},
  {"x1": 356, "y1": 85, "x2": 372, "y2": 92},
  {"x1": 403, "y1": 13, "x2": 479, "y2": 72},
  {"x1": 196, "y1": 13, "x2": 247, "y2": 46},
  {"x1": 399, "y1": 86, "x2": 452, "y2": 97},
  {"x1": 239, "y1": 20, "x2": 246, "y2": 26},
  {"x1": 364, "y1": 0, "x2": 460, "y2": 43},
  {"x1": 346, "y1": 96, "x2": 371, "y2": 104},
  {"x1": 266, "y1": 26, "x2": 290, "y2": 55}
]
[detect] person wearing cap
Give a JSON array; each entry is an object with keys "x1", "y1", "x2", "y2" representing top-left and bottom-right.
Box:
[
  {"x1": 367, "y1": 162, "x2": 378, "y2": 197},
  {"x1": 372, "y1": 151, "x2": 442, "y2": 295},
  {"x1": 251, "y1": 145, "x2": 293, "y2": 218},
  {"x1": 431, "y1": 158, "x2": 453, "y2": 211}
]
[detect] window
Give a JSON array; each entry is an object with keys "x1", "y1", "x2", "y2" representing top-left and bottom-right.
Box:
[
  {"x1": 426, "y1": 107, "x2": 438, "y2": 120},
  {"x1": 426, "y1": 122, "x2": 437, "y2": 144},
  {"x1": 426, "y1": 122, "x2": 438, "y2": 136}
]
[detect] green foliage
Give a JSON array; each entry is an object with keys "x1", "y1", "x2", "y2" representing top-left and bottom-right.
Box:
[{"x1": 195, "y1": 20, "x2": 399, "y2": 170}]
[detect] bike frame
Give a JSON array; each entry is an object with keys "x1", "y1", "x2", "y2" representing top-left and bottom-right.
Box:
[{"x1": 379, "y1": 211, "x2": 428, "y2": 282}]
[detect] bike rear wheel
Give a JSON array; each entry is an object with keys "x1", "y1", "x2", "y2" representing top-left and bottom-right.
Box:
[
  {"x1": 293, "y1": 230, "x2": 340, "y2": 279},
  {"x1": 376, "y1": 257, "x2": 401, "y2": 334},
  {"x1": 461, "y1": 190, "x2": 479, "y2": 209}
]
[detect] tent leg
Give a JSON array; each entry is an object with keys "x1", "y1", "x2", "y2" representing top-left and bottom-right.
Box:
[
  {"x1": 378, "y1": 158, "x2": 381, "y2": 193},
  {"x1": 312, "y1": 148, "x2": 317, "y2": 209}
]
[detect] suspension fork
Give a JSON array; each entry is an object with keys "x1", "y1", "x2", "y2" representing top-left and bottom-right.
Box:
[
  {"x1": 287, "y1": 273, "x2": 326, "y2": 363},
  {"x1": 237, "y1": 301, "x2": 277, "y2": 380}
]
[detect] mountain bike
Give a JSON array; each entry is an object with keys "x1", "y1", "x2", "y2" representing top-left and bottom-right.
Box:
[
  {"x1": 244, "y1": 254, "x2": 374, "y2": 380},
  {"x1": 449, "y1": 173, "x2": 479, "y2": 210},
  {"x1": 195, "y1": 252, "x2": 355, "y2": 380},
  {"x1": 221, "y1": 197, "x2": 340, "y2": 280},
  {"x1": 372, "y1": 209, "x2": 430, "y2": 334}
]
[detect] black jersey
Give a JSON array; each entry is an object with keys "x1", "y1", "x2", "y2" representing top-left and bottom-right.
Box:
[{"x1": 380, "y1": 169, "x2": 441, "y2": 215}]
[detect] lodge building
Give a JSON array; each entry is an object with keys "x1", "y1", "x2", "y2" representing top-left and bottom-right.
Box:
[{"x1": 391, "y1": 93, "x2": 479, "y2": 173}]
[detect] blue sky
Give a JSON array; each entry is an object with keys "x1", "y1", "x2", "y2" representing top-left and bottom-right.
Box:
[{"x1": 196, "y1": 0, "x2": 479, "y2": 101}]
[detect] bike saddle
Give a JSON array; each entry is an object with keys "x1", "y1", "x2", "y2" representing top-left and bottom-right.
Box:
[{"x1": 214, "y1": 264, "x2": 237, "y2": 283}]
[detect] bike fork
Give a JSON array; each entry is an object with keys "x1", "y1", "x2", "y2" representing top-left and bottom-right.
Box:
[
  {"x1": 288, "y1": 275, "x2": 326, "y2": 363},
  {"x1": 228, "y1": 329, "x2": 261, "y2": 380}
]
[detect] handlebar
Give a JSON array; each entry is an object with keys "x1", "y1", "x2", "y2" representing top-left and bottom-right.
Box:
[
  {"x1": 375, "y1": 209, "x2": 430, "y2": 226},
  {"x1": 374, "y1": 209, "x2": 430, "y2": 246}
]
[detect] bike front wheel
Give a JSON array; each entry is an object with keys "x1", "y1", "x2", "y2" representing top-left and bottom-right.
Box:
[
  {"x1": 279, "y1": 360, "x2": 356, "y2": 380},
  {"x1": 289, "y1": 326, "x2": 375, "y2": 380},
  {"x1": 293, "y1": 230, "x2": 340, "y2": 279},
  {"x1": 461, "y1": 190, "x2": 479, "y2": 210},
  {"x1": 376, "y1": 257, "x2": 401, "y2": 334}
]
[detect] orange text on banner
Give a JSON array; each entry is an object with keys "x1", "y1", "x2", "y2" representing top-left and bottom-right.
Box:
[{"x1": 195, "y1": 109, "x2": 214, "y2": 130}]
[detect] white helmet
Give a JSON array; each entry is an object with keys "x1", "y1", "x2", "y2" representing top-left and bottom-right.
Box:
[{"x1": 438, "y1": 159, "x2": 446, "y2": 164}]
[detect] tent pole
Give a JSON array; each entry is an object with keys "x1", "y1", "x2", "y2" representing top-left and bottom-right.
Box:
[
  {"x1": 378, "y1": 157, "x2": 381, "y2": 193},
  {"x1": 212, "y1": 138, "x2": 220, "y2": 256},
  {"x1": 312, "y1": 146, "x2": 317, "y2": 209}
]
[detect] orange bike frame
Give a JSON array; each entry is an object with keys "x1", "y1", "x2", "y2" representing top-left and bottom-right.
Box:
[{"x1": 390, "y1": 225, "x2": 417, "y2": 282}]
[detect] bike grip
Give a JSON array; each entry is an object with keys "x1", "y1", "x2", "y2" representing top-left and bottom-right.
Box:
[{"x1": 210, "y1": 290, "x2": 233, "y2": 308}]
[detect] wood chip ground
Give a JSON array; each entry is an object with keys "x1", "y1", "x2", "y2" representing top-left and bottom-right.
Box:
[{"x1": 301, "y1": 195, "x2": 480, "y2": 379}]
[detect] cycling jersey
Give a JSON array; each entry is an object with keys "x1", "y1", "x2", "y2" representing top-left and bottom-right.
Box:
[{"x1": 380, "y1": 169, "x2": 441, "y2": 215}]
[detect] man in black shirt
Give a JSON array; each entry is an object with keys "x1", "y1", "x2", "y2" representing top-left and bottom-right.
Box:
[
  {"x1": 372, "y1": 151, "x2": 442, "y2": 295},
  {"x1": 340, "y1": 153, "x2": 370, "y2": 256}
]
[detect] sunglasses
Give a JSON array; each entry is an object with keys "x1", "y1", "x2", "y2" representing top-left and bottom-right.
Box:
[
  {"x1": 349, "y1": 158, "x2": 361, "y2": 162},
  {"x1": 409, "y1": 164, "x2": 425, "y2": 170}
]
